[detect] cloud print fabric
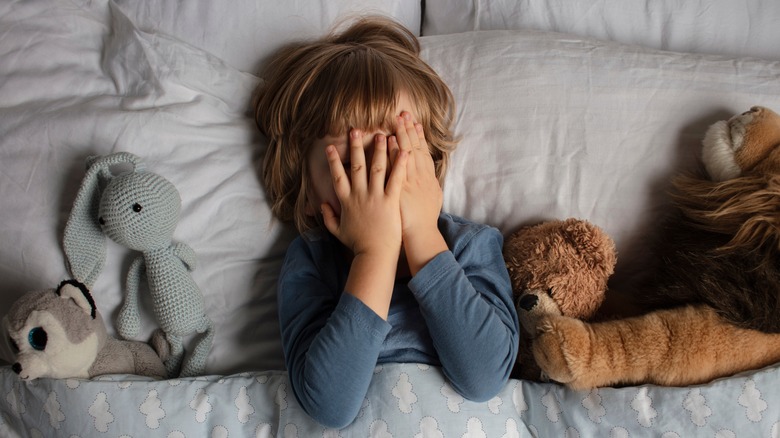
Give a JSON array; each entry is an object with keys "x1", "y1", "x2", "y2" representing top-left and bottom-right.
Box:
[{"x1": 2, "y1": 363, "x2": 779, "y2": 437}]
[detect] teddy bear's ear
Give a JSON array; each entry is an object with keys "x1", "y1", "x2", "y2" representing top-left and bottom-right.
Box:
[{"x1": 56, "y1": 280, "x2": 97, "y2": 319}]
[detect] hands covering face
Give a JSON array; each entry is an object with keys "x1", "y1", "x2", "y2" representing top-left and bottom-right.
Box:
[{"x1": 320, "y1": 112, "x2": 442, "y2": 257}]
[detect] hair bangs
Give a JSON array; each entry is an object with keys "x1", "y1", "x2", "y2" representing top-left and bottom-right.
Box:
[{"x1": 319, "y1": 48, "x2": 407, "y2": 138}]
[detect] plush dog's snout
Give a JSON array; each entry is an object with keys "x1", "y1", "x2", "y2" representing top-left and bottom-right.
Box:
[
  {"x1": 12, "y1": 362, "x2": 22, "y2": 374},
  {"x1": 518, "y1": 294, "x2": 539, "y2": 311}
]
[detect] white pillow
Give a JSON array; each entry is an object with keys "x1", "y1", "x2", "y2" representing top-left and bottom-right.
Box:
[
  {"x1": 423, "y1": 0, "x2": 780, "y2": 60},
  {"x1": 113, "y1": 0, "x2": 422, "y2": 72},
  {"x1": 420, "y1": 29, "x2": 780, "y2": 284}
]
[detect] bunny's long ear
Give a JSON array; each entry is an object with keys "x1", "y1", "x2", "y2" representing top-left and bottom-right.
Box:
[{"x1": 63, "y1": 152, "x2": 143, "y2": 287}]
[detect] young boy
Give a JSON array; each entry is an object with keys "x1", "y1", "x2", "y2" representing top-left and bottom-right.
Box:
[{"x1": 254, "y1": 16, "x2": 519, "y2": 429}]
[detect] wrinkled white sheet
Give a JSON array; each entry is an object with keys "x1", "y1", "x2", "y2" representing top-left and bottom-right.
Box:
[
  {"x1": 423, "y1": 0, "x2": 780, "y2": 60},
  {"x1": 0, "y1": 0, "x2": 286, "y2": 374}
]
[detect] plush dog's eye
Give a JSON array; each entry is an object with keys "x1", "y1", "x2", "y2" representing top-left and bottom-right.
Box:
[
  {"x1": 132, "y1": 203, "x2": 143, "y2": 213},
  {"x1": 28, "y1": 327, "x2": 47, "y2": 351},
  {"x1": 8, "y1": 337, "x2": 19, "y2": 353}
]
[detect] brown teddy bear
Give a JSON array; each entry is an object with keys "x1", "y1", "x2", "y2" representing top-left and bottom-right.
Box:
[
  {"x1": 516, "y1": 106, "x2": 780, "y2": 389},
  {"x1": 503, "y1": 218, "x2": 616, "y2": 381}
]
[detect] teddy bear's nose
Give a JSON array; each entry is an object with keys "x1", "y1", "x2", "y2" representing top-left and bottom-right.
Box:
[
  {"x1": 518, "y1": 294, "x2": 539, "y2": 311},
  {"x1": 98, "y1": 217, "x2": 105, "y2": 226},
  {"x1": 12, "y1": 362, "x2": 22, "y2": 374}
]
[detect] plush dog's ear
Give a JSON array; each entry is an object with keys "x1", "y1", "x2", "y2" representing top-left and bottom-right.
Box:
[
  {"x1": 63, "y1": 152, "x2": 143, "y2": 287},
  {"x1": 56, "y1": 279, "x2": 97, "y2": 319}
]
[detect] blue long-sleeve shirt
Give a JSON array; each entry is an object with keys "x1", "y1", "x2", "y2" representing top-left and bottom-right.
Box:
[{"x1": 277, "y1": 213, "x2": 520, "y2": 428}]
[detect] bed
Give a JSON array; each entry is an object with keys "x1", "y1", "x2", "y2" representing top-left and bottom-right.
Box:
[{"x1": 1, "y1": 0, "x2": 779, "y2": 436}]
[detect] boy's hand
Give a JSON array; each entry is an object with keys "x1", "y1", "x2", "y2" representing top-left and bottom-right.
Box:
[
  {"x1": 322, "y1": 129, "x2": 409, "y2": 320},
  {"x1": 321, "y1": 129, "x2": 408, "y2": 258},
  {"x1": 389, "y1": 112, "x2": 449, "y2": 275}
]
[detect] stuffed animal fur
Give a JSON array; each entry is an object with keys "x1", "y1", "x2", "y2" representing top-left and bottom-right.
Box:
[
  {"x1": 531, "y1": 106, "x2": 780, "y2": 389},
  {"x1": 503, "y1": 218, "x2": 616, "y2": 381},
  {"x1": 3, "y1": 280, "x2": 168, "y2": 380}
]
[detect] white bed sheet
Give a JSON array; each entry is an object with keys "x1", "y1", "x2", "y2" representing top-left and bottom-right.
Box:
[
  {"x1": 423, "y1": 0, "x2": 780, "y2": 60},
  {"x1": 0, "y1": 0, "x2": 289, "y2": 374}
]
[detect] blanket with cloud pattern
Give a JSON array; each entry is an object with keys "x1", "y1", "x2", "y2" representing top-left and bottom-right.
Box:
[{"x1": 2, "y1": 363, "x2": 779, "y2": 437}]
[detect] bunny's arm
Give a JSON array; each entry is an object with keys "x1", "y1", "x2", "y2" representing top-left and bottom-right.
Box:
[
  {"x1": 117, "y1": 255, "x2": 146, "y2": 340},
  {"x1": 172, "y1": 242, "x2": 197, "y2": 271}
]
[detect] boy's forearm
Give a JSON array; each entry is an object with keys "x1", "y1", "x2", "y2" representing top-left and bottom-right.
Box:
[
  {"x1": 287, "y1": 292, "x2": 391, "y2": 428},
  {"x1": 344, "y1": 250, "x2": 399, "y2": 320},
  {"x1": 409, "y1": 247, "x2": 519, "y2": 401},
  {"x1": 403, "y1": 226, "x2": 448, "y2": 276}
]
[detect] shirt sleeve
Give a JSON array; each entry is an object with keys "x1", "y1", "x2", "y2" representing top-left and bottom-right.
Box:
[
  {"x1": 407, "y1": 224, "x2": 519, "y2": 402},
  {"x1": 277, "y1": 237, "x2": 392, "y2": 428}
]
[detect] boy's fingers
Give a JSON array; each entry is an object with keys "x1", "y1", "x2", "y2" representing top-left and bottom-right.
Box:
[
  {"x1": 326, "y1": 145, "x2": 350, "y2": 199},
  {"x1": 390, "y1": 134, "x2": 415, "y2": 179},
  {"x1": 349, "y1": 128, "x2": 367, "y2": 192},
  {"x1": 414, "y1": 122, "x2": 428, "y2": 150},
  {"x1": 369, "y1": 134, "x2": 388, "y2": 194},
  {"x1": 320, "y1": 202, "x2": 340, "y2": 236},
  {"x1": 413, "y1": 122, "x2": 435, "y2": 173},
  {"x1": 386, "y1": 149, "x2": 409, "y2": 196},
  {"x1": 403, "y1": 113, "x2": 421, "y2": 150},
  {"x1": 388, "y1": 134, "x2": 400, "y2": 166},
  {"x1": 395, "y1": 115, "x2": 413, "y2": 152},
  {"x1": 388, "y1": 135, "x2": 399, "y2": 162}
]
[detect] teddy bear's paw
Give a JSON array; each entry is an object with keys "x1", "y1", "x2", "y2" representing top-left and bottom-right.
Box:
[{"x1": 532, "y1": 316, "x2": 594, "y2": 389}]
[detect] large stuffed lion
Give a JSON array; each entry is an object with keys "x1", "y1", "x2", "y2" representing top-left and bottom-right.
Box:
[{"x1": 523, "y1": 106, "x2": 780, "y2": 389}]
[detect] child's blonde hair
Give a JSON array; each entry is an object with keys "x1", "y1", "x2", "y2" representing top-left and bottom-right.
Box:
[{"x1": 254, "y1": 16, "x2": 457, "y2": 233}]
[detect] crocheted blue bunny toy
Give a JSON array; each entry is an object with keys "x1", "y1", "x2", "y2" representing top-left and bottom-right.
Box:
[{"x1": 63, "y1": 152, "x2": 214, "y2": 378}]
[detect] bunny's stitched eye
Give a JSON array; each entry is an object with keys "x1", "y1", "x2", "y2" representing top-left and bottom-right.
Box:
[
  {"x1": 132, "y1": 203, "x2": 143, "y2": 213},
  {"x1": 9, "y1": 337, "x2": 19, "y2": 353},
  {"x1": 28, "y1": 327, "x2": 47, "y2": 351}
]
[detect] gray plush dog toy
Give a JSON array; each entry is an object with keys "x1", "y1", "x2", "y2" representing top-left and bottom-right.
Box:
[
  {"x1": 63, "y1": 152, "x2": 214, "y2": 378},
  {"x1": 3, "y1": 280, "x2": 168, "y2": 380}
]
